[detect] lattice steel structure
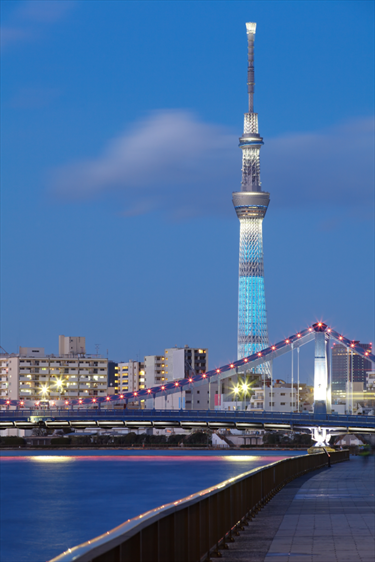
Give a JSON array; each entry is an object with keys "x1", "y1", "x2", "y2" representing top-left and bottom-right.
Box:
[{"x1": 233, "y1": 23, "x2": 270, "y2": 371}]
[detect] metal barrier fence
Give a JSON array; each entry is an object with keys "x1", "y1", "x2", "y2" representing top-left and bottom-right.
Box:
[{"x1": 50, "y1": 450, "x2": 349, "y2": 562}]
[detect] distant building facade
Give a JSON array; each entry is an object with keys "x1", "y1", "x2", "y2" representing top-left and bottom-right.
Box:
[
  {"x1": 117, "y1": 361, "x2": 146, "y2": 394},
  {"x1": 145, "y1": 346, "x2": 208, "y2": 387},
  {"x1": 332, "y1": 342, "x2": 373, "y2": 394},
  {"x1": 0, "y1": 336, "x2": 108, "y2": 406}
]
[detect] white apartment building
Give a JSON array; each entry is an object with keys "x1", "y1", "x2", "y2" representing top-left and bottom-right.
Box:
[
  {"x1": 117, "y1": 361, "x2": 146, "y2": 394},
  {"x1": 143, "y1": 346, "x2": 210, "y2": 410},
  {"x1": 0, "y1": 336, "x2": 108, "y2": 406},
  {"x1": 145, "y1": 346, "x2": 208, "y2": 387},
  {"x1": 154, "y1": 384, "x2": 215, "y2": 410},
  {"x1": 246, "y1": 383, "x2": 313, "y2": 413},
  {"x1": 144, "y1": 355, "x2": 167, "y2": 387}
]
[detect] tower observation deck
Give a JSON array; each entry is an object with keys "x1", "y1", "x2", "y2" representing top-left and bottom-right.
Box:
[{"x1": 233, "y1": 22, "x2": 270, "y2": 372}]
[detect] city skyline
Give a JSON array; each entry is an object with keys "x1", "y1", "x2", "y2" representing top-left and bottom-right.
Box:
[{"x1": 1, "y1": 1, "x2": 374, "y2": 375}]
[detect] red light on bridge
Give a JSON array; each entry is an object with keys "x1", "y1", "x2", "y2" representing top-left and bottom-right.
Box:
[
  {"x1": 6, "y1": 400, "x2": 10, "y2": 405},
  {"x1": 65, "y1": 401, "x2": 69, "y2": 405},
  {"x1": 230, "y1": 364, "x2": 234, "y2": 369},
  {"x1": 339, "y1": 336, "x2": 343, "y2": 340},
  {"x1": 216, "y1": 369, "x2": 220, "y2": 373},
  {"x1": 120, "y1": 394, "x2": 124, "y2": 399},
  {"x1": 20, "y1": 401, "x2": 24, "y2": 406},
  {"x1": 308, "y1": 328, "x2": 313, "y2": 332},
  {"x1": 92, "y1": 398, "x2": 96, "y2": 403},
  {"x1": 202, "y1": 374, "x2": 206, "y2": 378},
  {"x1": 286, "y1": 339, "x2": 290, "y2": 344},
  {"x1": 188, "y1": 378, "x2": 193, "y2": 383},
  {"x1": 327, "y1": 328, "x2": 331, "y2": 333},
  {"x1": 365, "y1": 352, "x2": 369, "y2": 356},
  {"x1": 35, "y1": 402, "x2": 39, "y2": 406},
  {"x1": 318, "y1": 322, "x2": 322, "y2": 327},
  {"x1": 257, "y1": 352, "x2": 262, "y2": 357},
  {"x1": 106, "y1": 396, "x2": 110, "y2": 401},
  {"x1": 297, "y1": 334, "x2": 301, "y2": 338},
  {"x1": 175, "y1": 382, "x2": 179, "y2": 387},
  {"x1": 244, "y1": 359, "x2": 248, "y2": 363},
  {"x1": 78, "y1": 399, "x2": 82, "y2": 404},
  {"x1": 147, "y1": 389, "x2": 151, "y2": 394},
  {"x1": 350, "y1": 344, "x2": 355, "y2": 348},
  {"x1": 161, "y1": 386, "x2": 165, "y2": 391},
  {"x1": 271, "y1": 346, "x2": 276, "y2": 350},
  {"x1": 134, "y1": 392, "x2": 138, "y2": 396}
]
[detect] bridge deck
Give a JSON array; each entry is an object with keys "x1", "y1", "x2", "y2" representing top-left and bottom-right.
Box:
[
  {"x1": 0, "y1": 409, "x2": 374, "y2": 432},
  {"x1": 220, "y1": 454, "x2": 375, "y2": 562}
]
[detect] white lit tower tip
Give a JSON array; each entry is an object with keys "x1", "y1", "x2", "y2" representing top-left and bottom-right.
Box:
[{"x1": 232, "y1": 22, "x2": 270, "y2": 372}]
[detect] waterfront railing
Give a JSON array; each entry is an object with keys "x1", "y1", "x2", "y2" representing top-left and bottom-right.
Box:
[{"x1": 50, "y1": 450, "x2": 349, "y2": 562}]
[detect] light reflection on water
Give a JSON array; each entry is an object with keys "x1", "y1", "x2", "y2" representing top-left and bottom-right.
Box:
[{"x1": 0, "y1": 450, "x2": 301, "y2": 562}]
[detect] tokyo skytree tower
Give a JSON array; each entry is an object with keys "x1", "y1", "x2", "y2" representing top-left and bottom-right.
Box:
[{"x1": 232, "y1": 22, "x2": 270, "y2": 372}]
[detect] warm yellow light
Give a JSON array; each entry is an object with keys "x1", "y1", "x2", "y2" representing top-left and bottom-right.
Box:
[
  {"x1": 233, "y1": 386, "x2": 239, "y2": 395},
  {"x1": 225, "y1": 456, "x2": 261, "y2": 462},
  {"x1": 31, "y1": 456, "x2": 74, "y2": 463},
  {"x1": 39, "y1": 384, "x2": 49, "y2": 396}
]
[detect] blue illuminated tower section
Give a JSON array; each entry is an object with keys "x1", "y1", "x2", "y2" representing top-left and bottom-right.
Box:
[{"x1": 232, "y1": 22, "x2": 270, "y2": 372}]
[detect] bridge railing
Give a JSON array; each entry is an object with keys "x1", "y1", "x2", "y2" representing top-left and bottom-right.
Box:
[{"x1": 49, "y1": 450, "x2": 349, "y2": 562}]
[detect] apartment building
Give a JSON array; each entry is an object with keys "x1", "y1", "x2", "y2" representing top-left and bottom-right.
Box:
[
  {"x1": 145, "y1": 346, "x2": 208, "y2": 386},
  {"x1": 117, "y1": 361, "x2": 146, "y2": 394},
  {"x1": 0, "y1": 336, "x2": 108, "y2": 405}
]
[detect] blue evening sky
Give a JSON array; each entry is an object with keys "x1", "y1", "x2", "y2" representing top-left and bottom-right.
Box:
[{"x1": 1, "y1": 1, "x2": 374, "y2": 381}]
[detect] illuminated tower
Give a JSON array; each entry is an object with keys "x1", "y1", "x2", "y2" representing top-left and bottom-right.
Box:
[{"x1": 232, "y1": 22, "x2": 270, "y2": 371}]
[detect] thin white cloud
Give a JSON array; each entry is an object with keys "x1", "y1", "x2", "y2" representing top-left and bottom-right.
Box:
[
  {"x1": 1, "y1": 0, "x2": 74, "y2": 50},
  {"x1": 17, "y1": 0, "x2": 74, "y2": 23},
  {"x1": 0, "y1": 26, "x2": 31, "y2": 48},
  {"x1": 50, "y1": 110, "x2": 239, "y2": 217},
  {"x1": 49, "y1": 111, "x2": 374, "y2": 220},
  {"x1": 10, "y1": 86, "x2": 61, "y2": 109},
  {"x1": 262, "y1": 117, "x2": 374, "y2": 210}
]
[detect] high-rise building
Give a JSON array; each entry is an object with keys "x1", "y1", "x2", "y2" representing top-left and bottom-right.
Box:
[
  {"x1": 332, "y1": 342, "x2": 373, "y2": 393},
  {"x1": 232, "y1": 22, "x2": 270, "y2": 371}
]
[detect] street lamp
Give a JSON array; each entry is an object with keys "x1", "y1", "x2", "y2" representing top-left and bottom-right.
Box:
[
  {"x1": 39, "y1": 384, "x2": 50, "y2": 406},
  {"x1": 242, "y1": 382, "x2": 250, "y2": 411},
  {"x1": 53, "y1": 377, "x2": 65, "y2": 407},
  {"x1": 233, "y1": 386, "x2": 240, "y2": 411}
]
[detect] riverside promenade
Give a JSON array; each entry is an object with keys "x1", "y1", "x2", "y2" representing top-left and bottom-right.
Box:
[{"x1": 221, "y1": 454, "x2": 374, "y2": 562}]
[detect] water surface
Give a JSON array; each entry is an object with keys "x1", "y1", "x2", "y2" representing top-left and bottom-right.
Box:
[{"x1": 0, "y1": 449, "x2": 303, "y2": 562}]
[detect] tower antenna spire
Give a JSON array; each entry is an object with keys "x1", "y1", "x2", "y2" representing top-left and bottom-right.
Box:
[{"x1": 246, "y1": 22, "x2": 256, "y2": 113}]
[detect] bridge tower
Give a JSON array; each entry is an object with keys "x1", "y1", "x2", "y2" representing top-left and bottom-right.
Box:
[
  {"x1": 233, "y1": 22, "x2": 270, "y2": 373},
  {"x1": 313, "y1": 322, "x2": 331, "y2": 415}
]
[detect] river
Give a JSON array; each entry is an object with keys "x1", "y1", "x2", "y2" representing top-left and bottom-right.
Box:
[{"x1": 0, "y1": 449, "x2": 304, "y2": 562}]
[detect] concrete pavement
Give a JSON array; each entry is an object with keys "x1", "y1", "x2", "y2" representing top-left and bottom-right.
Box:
[{"x1": 220, "y1": 454, "x2": 374, "y2": 562}]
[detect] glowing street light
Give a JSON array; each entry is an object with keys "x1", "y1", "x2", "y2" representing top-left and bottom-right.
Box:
[
  {"x1": 39, "y1": 384, "x2": 50, "y2": 401},
  {"x1": 53, "y1": 377, "x2": 66, "y2": 406}
]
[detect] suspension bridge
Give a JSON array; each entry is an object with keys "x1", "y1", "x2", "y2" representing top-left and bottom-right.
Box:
[{"x1": 1, "y1": 322, "x2": 374, "y2": 446}]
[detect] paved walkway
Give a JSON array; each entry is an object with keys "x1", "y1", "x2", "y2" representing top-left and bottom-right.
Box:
[{"x1": 220, "y1": 455, "x2": 375, "y2": 562}]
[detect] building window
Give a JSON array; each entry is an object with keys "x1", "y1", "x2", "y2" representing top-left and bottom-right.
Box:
[{"x1": 280, "y1": 402, "x2": 286, "y2": 405}]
